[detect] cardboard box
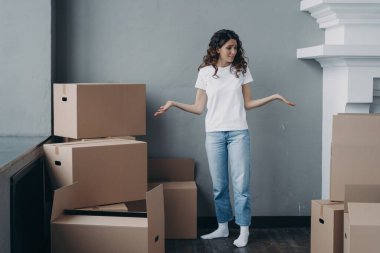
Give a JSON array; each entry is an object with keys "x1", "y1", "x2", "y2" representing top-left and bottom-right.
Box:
[
  {"x1": 330, "y1": 144, "x2": 380, "y2": 201},
  {"x1": 44, "y1": 138, "x2": 147, "y2": 207},
  {"x1": 344, "y1": 203, "x2": 380, "y2": 253},
  {"x1": 330, "y1": 114, "x2": 380, "y2": 201},
  {"x1": 332, "y1": 114, "x2": 380, "y2": 145},
  {"x1": 344, "y1": 184, "x2": 380, "y2": 212},
  {"x1": 149, "y1": 181, "x2": 197, "y2": 239},
  {"x1": 51, "y1": 183, "x2": 165, "y2": 253},
  {"x1": 148, "y1": 158, "x2": 194, "y2": 182},
  {"x1": 311, "y1": 200, "x2": 344, "y2": 253},
  {"x1": 54, "y1": 83, "x2": 146, "y2": 139},
  {"x1": 148, "y1": 158, "x2": 197, "y2": 239},
  {"x1": 343, "y1": 185, "x2": 380, "y2": 253}
]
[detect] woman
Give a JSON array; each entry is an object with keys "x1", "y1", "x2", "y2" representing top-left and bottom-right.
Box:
[{"x1": 154, "y1": 29, "x2": 295, "y2": 247}]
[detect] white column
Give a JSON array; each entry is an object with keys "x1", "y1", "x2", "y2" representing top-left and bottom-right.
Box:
[{"x1": 297, "y1": 0, "x2": 380, "y2": 199}]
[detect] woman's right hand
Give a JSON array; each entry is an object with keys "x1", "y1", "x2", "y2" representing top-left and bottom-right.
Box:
[{"x1": 154, "y1": 101, "x2": 173, "y2": 117}]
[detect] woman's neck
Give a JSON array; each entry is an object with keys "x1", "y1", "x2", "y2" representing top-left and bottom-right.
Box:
[{"x1": 216, "y1": 60, "x2": 231, "y2": 68}]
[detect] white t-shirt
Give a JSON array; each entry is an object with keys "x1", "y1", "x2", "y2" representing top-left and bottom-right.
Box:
[{"x1": 195, "y1": 65, "x2": 253, "y2": 132}]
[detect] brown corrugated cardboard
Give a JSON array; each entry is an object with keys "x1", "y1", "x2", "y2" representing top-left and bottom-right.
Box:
[
  {"x1": 344, "y1": 202, "x2": 380, "y2": 253},
  {"x1": 148, "y1": 158, "x2": 197, "y2": 239},
  {"x1": 332, "y1": 114, "x2": 380, "y2": 145},
  {"x1": 311, "y1": 200, "x2": 344, "y2": 253},
  {"x1": 344, "y1": 184, "x2": 380, "y2": 212},
  {"x1": 54, "y1": 83, "x2": 146, "y2": 139},
  {"x1": 149, "y1": 181, "x2": 197, "y2": 239},
  {"x1": 329, "y1": 144, "x2": 380, "y2": 201},
  {"x1": 44, "y1": 138, "x2": 147, "y2": 207},
  {"x1": 148, "y1": 158, "x2": 194, "y2": 182},
  {"x1": 51, "y1": 183, "x2": 165, "y2": 253}
]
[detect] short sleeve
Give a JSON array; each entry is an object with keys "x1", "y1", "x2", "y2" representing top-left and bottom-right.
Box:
[
  {"x1": 195, "y1": 69, "x2": 207, "y2": 90},
  {"x1": 242, "y1": 67, "x2": 253, "y2": 85}
]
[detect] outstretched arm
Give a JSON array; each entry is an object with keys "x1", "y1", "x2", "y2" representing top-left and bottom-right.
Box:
[
  {"x1": 154, "y1": 88, "x2": 207, "y2": 116},
  {"x1": 242, "y1": 83, "x2": 295, "y2": 110}
]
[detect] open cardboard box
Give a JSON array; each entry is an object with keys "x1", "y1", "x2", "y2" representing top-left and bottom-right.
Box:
[
  {"x1": 44, "y1": 138, "x2": 147, "y2": 207},
  {"x1": 148, "y1": 158, "x2": 197, "y2": 239},
  {"x1": 343, "y1": 184, "x2": 380, "y2": 253},
  {"x1": 51, "y1": 183, "x2": 165, "y2": 253},
  {"x1": 53, "y1": 83, "x2": 146, "y2": 139},
  {"x1": 344, "y1": 202, "x2": 380, "y2": 253},
  {"x1": 310, "y1": 200, "x2": 344, "y2": 253}
]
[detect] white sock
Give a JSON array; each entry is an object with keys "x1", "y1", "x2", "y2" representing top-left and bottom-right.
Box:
[
  {"x1": 233, "y1": 226, "x2": 249, "y2": 247},
  {"x1": 201, "y1": 222, "x2": 229, "y2": 239}
]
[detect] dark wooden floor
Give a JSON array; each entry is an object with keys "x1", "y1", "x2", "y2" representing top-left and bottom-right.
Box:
[{"x1": 166, "y1": 227, "x2": 310, "y2": 253}]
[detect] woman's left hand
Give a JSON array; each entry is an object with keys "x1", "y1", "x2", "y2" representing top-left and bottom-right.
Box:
[{"x1": 276, "y1": 94, "x2": 296, "y2": 107}]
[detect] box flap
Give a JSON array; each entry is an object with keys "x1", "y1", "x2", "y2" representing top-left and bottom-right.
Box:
[
  {"x1": 51, "y1": 183, "x2": 81, "y2": 221},
  {"x1": 348, "y1": 202, "x2": 380, "y2": 226},
  {"x1": 312, "y1": 200, "x2": 343, "y2": 218},
  {"x1": 148, "y1": 158, "x2": 194, "y2": 182},
  {"x1": 344, "y1": 184, "x2": 380, "y2": 212},
  {"x1": 148, "y1": 181, "x2": 196, "y2": 190},
  {"x1": 146, "y1": 184, "x2": 165, "y2": 253}
]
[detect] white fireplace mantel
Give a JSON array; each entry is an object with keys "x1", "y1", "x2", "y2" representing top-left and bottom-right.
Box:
[
  {"x1": 297, "y1": 45, "x2": 380, "y2": 59},
  {"x1": 298, "y1": 0, "x2": 380, "y2": 199},
  {"x1": 301, "y1": 0, "x2": 380, "y2": 28}
]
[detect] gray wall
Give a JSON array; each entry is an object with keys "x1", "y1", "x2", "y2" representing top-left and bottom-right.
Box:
[
  {"x1": 0, "y1": 0, "x2": 51, "y2": 136},
  {"x1": 0, "y1": 2, "x2": 51, "y2": 252},
  {"x1": 55, "y1": 0, "x2": 324, "y2": 216}
]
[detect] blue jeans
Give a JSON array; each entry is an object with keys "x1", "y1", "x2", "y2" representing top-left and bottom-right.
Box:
[{"x1": 205, "y1": 129, "x2": 252, "y2": 226}]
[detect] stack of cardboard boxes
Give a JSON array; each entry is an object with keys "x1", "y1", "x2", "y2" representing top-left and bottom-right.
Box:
[
  {"x1": 311, "y1": 114, "x2": 380, "y2": 253},
  {"x1": 44, "y1": 83, "x2": 197, "y2": 253}
]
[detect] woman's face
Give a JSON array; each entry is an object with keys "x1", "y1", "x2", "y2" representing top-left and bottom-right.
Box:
[{"x1": 217, "y1": 39, "x2": 237, "y2": 65}]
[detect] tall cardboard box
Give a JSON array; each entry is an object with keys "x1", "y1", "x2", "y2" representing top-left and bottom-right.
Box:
[
  {"x1": 148, "y1": 158, "x2": 197, "y2": 239},
  {"x1": 311, "y1": 200, "x2": 344, "y2": 253},
  {"x1": 51, "y1": 183, "x2": 165, "y2": 253},
  {"x1": 54, "y1": 83, "x2": 146, "y2": 139},
  {"x1": 344, "y1": 203, "x2": 380, "y2": 253},
  {"x1": 330, "y1": 114, "x2": 380, "y2": 201},
  {"x1": 44, "y1": 138, "x2": 147, "y2": 207}
]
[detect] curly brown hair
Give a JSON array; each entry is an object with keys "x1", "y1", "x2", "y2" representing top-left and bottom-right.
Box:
[{"x1": 198, "y1": 29, "x2": 249, "y2": 78}]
